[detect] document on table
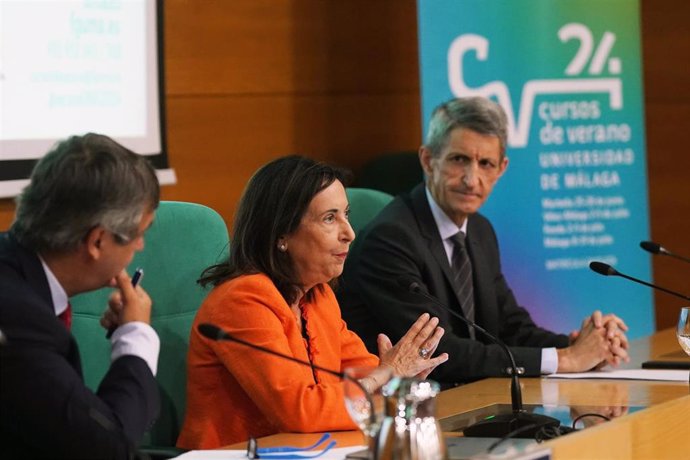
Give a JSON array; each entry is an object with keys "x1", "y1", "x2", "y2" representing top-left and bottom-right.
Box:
[
  {"x1": 547, "y1": 368, "x2": 689, "y2": 381},
  {"x1": 172, "y1": 446, "x2": 367, "y2": 460}
]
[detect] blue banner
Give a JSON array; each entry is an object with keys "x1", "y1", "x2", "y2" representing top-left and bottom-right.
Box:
[{"x1": 418, "y1": 0, "x2": 653, "y2": 338}]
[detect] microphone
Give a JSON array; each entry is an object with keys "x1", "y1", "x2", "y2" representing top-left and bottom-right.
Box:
[
  {"x1": 589, "y1": 261, "x2": 690, "y2": 301},
  {"x1": 197, "y1": 323, "x2": 376, "y2": 428},
  {"x1": 198, "y1": 323, "x2": 347, "y2": 378},
  {"x1": 640, "y1": 240, "x2": 690, "y2": 264},
  {"x1": 398, "y1": 277, "x2": 560, "y2": 438}
]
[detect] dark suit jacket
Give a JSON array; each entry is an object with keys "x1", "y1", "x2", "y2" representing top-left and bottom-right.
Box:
[
  {"x1": 0, "y1": 233, "x2": 159, "y2": 459},
  {"x1": 338, "y1": 184, "x2": 569, "y2": 384}
]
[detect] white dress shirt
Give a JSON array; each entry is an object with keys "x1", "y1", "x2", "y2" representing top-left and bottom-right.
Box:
[{"x1": 40, "y1": 258, "x2": 160, "y2": 375}]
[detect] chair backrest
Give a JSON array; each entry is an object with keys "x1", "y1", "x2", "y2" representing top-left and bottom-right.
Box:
[
  {"x1": 355, "y1": 151, "x2": 423, "y2": 197},
  {"x1": 345, "y1": 187, "x2": 394, "y2": 235},
  {"x1": 71, "y1": 201, "x2": 229, "y2": 451}
]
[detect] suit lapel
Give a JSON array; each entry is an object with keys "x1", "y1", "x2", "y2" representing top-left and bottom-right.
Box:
[
  {"x1": 408, "y1": 185, "x2": 475, "y2": 321},
  {"x1": 4, "y1": 233, "x2": 84, "y2": 374},
  {"x1": 409, "y1": 185, "x2": 458, "y2": 289}
]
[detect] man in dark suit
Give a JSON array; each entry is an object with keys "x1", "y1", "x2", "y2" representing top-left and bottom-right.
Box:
[
  {"x1": 338, "y1": 97, "x2": 629, "y2": 385},
  {"x1": 0, "y1": 134, "x2": 161, "y2": 458}
]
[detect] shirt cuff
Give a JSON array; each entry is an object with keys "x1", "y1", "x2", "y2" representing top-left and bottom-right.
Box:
[
  {"x1": 540, "y1": 347, "x2": 558, "y2": 374},
  {"x1": 110, "y1": 322, "x2": 160, "y2": 376}
]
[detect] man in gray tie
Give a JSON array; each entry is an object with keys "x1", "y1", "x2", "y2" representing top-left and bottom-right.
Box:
[{"x1": 337, "y1": 97, "x2": 629, "y2": 385}]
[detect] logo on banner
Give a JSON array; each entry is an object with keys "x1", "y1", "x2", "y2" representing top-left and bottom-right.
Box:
[{"x1": 447, "y1": 23, "x2": 623, "y2": 148}]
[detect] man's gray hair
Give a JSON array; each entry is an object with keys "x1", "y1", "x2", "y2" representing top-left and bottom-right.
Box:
[
  {"x1": 12, "y1": 133, "x2": 160, "y2": 253},
  {"x1": 424, "y1": 97, "x2": 508, "y2": 158}
]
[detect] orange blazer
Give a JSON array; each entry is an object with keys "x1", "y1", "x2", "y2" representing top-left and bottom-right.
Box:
[{"x1": 177, "y1": 273, "x2": 379, "y2": 449}]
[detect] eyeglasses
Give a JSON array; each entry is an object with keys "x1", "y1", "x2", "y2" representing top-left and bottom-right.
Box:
[{"x1": 247, "y1": 433, "x2": 336, "y2": 459}]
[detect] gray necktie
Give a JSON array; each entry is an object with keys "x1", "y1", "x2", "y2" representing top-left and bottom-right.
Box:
[{"x1": 450, "y1": 231, "x2": 475, "y2": 339}]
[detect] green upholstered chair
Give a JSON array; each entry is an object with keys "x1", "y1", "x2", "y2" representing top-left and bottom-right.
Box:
[
  {"x1": 70, "y1": 201, "x2": 229, "y2": 459},
  {"x1": 345, "y1": 187, "x2": 394, "y2": 235}
]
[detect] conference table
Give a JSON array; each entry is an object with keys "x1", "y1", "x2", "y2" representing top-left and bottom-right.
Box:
[{"x1": 227, "y1": 328, "x2": 690, "y2": 459}]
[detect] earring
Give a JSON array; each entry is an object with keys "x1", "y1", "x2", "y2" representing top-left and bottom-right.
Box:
[{"x1": 278, "y1": 243, "x2": 287, "y2": 252}]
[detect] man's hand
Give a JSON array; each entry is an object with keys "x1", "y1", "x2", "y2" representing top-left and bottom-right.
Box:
[
  {"x1": 558, "y1": 321, "x2": 612, "y2": 372},
  {"x1": 559, "y1": 310, "x2": 630, "y2": 372},
  {"x1": 100, "y1": 270, "x2": 152, "y2": 331}
]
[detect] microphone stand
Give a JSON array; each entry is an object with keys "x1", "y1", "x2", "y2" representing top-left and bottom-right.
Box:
[
  {"x1": 640, "y1": 241, "x2": 690, "y2": 264},
  {"x1": 405, "y1": 281, "x2": 560, "y2": 438},
  {"x1": 197, "y1": 324, "x2": 381, "y2": 456},
  {"x1": 589, "y1": 262, "x2": 690, "y2": 302}
]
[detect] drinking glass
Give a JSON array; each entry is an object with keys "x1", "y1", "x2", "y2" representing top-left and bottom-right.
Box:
[
  {"x1": 676, "y1": 307, "x2": 690, "y2": 384},
  {"x1": 343, "y1": 366, "x2": 393, "y2": 459}
]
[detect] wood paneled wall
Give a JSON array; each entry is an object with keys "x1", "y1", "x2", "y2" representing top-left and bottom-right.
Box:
[
  {"x1": 640, "y1": 1, "x2": 690, "y2": 329},
  {"x1": 161, "y1": 0, "x2": 421, "y2": 226},
  {"x1": 0, "y1": 1, "x2": 687, "y2": 329}
]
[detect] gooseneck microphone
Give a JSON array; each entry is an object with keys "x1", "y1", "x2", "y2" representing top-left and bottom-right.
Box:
[
  {"x1": 198, "y1": 323, "x2": 347, "y2": 378},
  {"x1": 399, "y1": 278, "x2": 560, "y2": 438},
  {"x1": 197, "y1": 323, "x2": 376, "y2": 428},
  {"x1": 640, "y1": 240, "x2": 690, "y2": 264},
  {"x1": 589, "y1": 261, "x2": 690, "y2": 301}
]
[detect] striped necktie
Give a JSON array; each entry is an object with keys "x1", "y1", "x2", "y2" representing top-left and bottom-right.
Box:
[{"x1": 450, "y1": 231, "x2": 475, "y2": 339}]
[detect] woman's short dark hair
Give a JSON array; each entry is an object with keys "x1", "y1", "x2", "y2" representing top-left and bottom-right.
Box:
[{"x1": 199, "y1": 155, "x2": 348, "y2": 305}]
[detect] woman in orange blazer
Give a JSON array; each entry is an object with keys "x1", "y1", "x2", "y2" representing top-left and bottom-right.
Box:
[{"x1": 177, "y1": 156, "x2": 449, "y2": 449}]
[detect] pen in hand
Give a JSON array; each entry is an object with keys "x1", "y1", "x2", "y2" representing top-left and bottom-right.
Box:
[{"x1": 106, "y1": 268, "x2": 144, "y2": 339}]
